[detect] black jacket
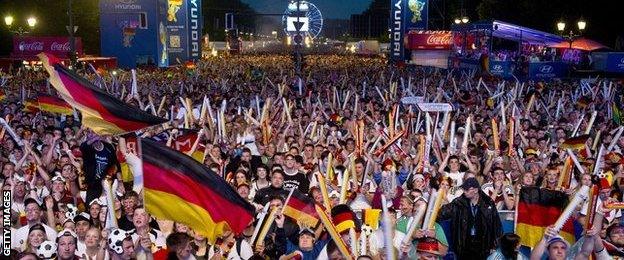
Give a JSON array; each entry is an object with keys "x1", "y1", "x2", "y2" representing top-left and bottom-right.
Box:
[{"x1": 437, "y1": 190, "x2": 502, "y2": 257}]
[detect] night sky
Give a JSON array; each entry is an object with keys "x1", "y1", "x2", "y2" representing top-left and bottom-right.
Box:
[{"x1": 241, "y1": 0, "x2": 372, "y2": 20}]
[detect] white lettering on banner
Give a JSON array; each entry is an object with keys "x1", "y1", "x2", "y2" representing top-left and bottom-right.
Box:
[
  {"x1": 401, "y1": 96, "x2": 424, "y2": 105},
  {"x1": 18, "y1": 41, "x2": 44, "y2": 52},
  {"x1": 51, "y1": 42, "x2": 71, "y2": 51},
  {"x1": 426, "y1": 34, "x2": 452, "y2": 45},
  {"x1": 189, "y1": 0, "x2": 200, "y2": 58},
  {"x1": 114, "y1": 4, "x2": 141, "y2": 10},
  {"x1": 392, "y1": 0, "x2": 402, "y2": 56},
  {"x1": 417, "y1": 103, "x2": 454, "y2": 112}
]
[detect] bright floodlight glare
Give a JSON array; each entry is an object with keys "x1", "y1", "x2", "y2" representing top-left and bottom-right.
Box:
[
  {"x1": 27, "y1": 17, "x2": 36, "y2": 27},
  {"x1": 4, "y1": 15, "x2": 13, "y2": 26},
  {"x1": 557, "y1": 21, "x2": 566, "y2": 32},
  {"x1": 577, "y1": 19, "x2": 586, "y2": 30},
  {"x1": 461, "y1": 17, "x2": 469, "y2": 24},
  {"x1": 454, "y1": 18, "x2": 461, "y2": 24}
]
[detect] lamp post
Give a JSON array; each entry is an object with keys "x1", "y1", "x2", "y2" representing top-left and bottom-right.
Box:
[
  {"x1": 4, "y1": 15, "x2": 37, "y2": 35},
  {"x1": 67, "y1": 0, "x2": 77, "y2": 67},
  {"x1": 557, "y1": 17, "x2": 586, "y2": 49}
]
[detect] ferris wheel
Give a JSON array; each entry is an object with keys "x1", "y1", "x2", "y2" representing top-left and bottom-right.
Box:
[{"x1": 282, "y1": 0, "x2": 323, "y2": 39}]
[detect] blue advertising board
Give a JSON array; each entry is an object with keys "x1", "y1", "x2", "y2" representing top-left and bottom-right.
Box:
[
  {"x1": 606, "y1": 53, "x2": 624, "y2": 73},
  {"x1": 100, "y1": 0, "x2": 201, "y2": 68},
  {"x1": 390, "y1": 0, "x2": 429, "y2": 62},
  {"x1": 100, "y1": 0, "x2": 159, "y2": 68},
  {"x1": 489, "y1": 60, "x2": 514, "y2": 79},
  {"x1": 528, "y1": 62, "x2": 569, "y2": 79}
]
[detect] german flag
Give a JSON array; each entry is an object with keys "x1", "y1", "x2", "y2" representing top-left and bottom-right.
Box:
[
  {"x1": 283, "y1": 189, "x2": 320, "y2": 227},
  {"x1": 141, "y1": 138, "x2": 255, "y2": 243},
  {"x1": 516, "y1": 187, "x2": 575, "y2": 248},
  {"x1": 331, "y1": 204, "x2": 357, "y2": 234},
  {"x1": 39, "y1": 53, "x2": 167, "y2": 135},
  {"x1": 362, "y1": 208, "x2": 381, "y2": 230},
  {"x1": 560, "y1": 135, "x2": 589, "y2": 150},
  {"x1": 37, "y1": 95, "x2": 73, "y2": 115},
  {"x1": 23, "y1": 99, "x2": 39, "y2": 113}
]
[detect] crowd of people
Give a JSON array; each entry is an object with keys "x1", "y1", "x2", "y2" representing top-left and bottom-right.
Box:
[{"x1": 1, "y1": 53, "x2": 624, "y2": 260}]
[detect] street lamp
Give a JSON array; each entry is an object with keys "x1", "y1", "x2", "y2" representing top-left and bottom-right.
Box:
[
  {"x1": 27, "y1": 17, "x2": 36, "y2": 28},
  {"x1": 3, "y1": 15, "x2": 36, "y2": 35},
  {"x1": 461, "y1": 17, "x2": 469, "y2": 24},
  {"x1": 577, "y1": 18, "x2": 586, "y2": 31},
  {"x1": 557, "y1": 21, "x2": 566, "y2": 32},
  {"x1": 4, "y1": 16, "x2": 13, "y2": 27},
  {"x1": 556, "y1": 18, "x2": 587, "y2": 49},
  {"x1": 454, "y1": 18, "x2": 461, "y2": 24}
]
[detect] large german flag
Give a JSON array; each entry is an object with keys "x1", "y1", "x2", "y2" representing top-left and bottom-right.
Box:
[
  {"x1": 283, "y1": 189, "x2": 320, "y2": 227},
  {"x1": 38, "y1": 53, "x2": 166, "y2": 135},
  {"x1": 141, "y1": 138, "x2": 255, "y2": 243},
  {"x1": 516, "y1": 187, "x2": 575, "y2": 248},
  {"x1": 37, "y1": 95, "x2": 73, "y2": 115}
]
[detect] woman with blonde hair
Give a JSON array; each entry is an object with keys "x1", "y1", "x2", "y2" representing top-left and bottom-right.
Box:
[{"x1": 21, "y1": 224, "x2": 48, "y2": 253}]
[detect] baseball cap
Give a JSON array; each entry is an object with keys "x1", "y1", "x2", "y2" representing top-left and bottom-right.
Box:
[
  {"x1": 51, "y1": 175, "x2": 65, "y2": 183},
  {"x1": 461, "y1": 177, "x2": 480, "y2": 190},
  {"x1": 299, "y1": 227, "x2": 315, "y2": 237},
  {"x1": 73, "y1": 212, "x2": 92, "y2": 225},
  {"x1": 56, "y1": 229, "x2": 78, "y2": 239},
  {"x1": 546, "y1": 236, "x2": 569, "y2": 249},
  {"x1": 24, "y1": 197, "x2": 41, "y2": 208}
]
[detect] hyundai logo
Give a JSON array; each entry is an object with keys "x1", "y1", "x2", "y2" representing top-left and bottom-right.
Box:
[
  {"x1": 540, "y1": 65, "x2": 554, "y2": 73},
  {"x1": 492, "y1": 65, "x2": 503, "y2": 71}
]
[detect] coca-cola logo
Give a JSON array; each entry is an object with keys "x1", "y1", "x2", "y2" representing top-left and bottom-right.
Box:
[
  {"x1": 18, "y1": 41, "x2": 44, "y2": 52},
  {"x1": 51, "y1": 42, "x2": 71, "y2": 51},
  {"x1": 426, "y1": 34, "x2": 452, "y2": 46}
]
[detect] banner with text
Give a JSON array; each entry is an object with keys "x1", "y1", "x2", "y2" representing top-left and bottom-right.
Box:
[{"x1": 11, "y1": 36, "x2": 83, "y2": 59}]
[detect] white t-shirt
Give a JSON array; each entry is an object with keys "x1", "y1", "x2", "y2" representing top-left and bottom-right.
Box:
[{"x1": 445, "y1": 171, "x2": 465, "y2": 187}]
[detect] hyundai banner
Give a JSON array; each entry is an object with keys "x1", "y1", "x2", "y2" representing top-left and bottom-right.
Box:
[
  {"x1": 529, "y1": 62, "x2": 569, "y2": 79},
  {"x1": 390, "y1": 0, "x2": 405, "y2": 62},
  {"x1": 489, "y1": 61, "x2": 514, "y2": 79},
  {"x1": 390, "y1": 0, "x2": 429, "y2": 62},
  {"x1": 606, "y1": 53, "x2": 624, "y2": 73},
  {"x1": 11, "y1": 36, "x2": 83, "y2": 59}
]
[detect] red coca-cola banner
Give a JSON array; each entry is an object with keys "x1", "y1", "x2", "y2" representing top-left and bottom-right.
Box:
[
  {"x1": 406, "y1": 31, "x2": 452, "y2": 50},
  {"x1": 11, "y1": 36, "x2": 83, "y2": 59}
]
